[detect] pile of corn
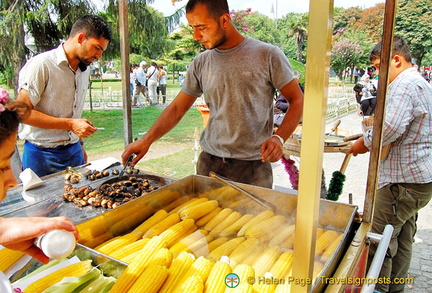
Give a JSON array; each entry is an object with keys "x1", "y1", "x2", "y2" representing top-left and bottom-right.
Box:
[{"x1": 87, "y1": 195, "x2": 345, "y2": 293}]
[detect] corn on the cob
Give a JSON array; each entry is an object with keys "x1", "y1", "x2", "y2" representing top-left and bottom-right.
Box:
[
  {"x1": 147, "y1": 247, "x2": 173, "y2": 267},
  {"x1": 147, "y1": 190, "x2": 182, "y2": 210},
  {"x1": 321, "y1": 233, "x2": 343, "y2": 262},
  {"x1": 219, "y1": 214, "x2": 254, "y2": 237},
  {"x1": 132, "y1": 209, "x2": 169, "y2": 234},
  {"x1": 180, "y1": 200, "x2": 220, "y2": 220},
  {"x1": 169, "y1": 197, "x2": 204, "y2": 214},
  {"x1": 269, "y1": 251, "x2": 294, "y2": 279},
  {"x1": 24, "y1": 260, "x2": 93, "y2": 293},
  {"x1": 315, "y1": 230, "x2": 339, "y2": 256},
  {"x1": 209, "y1": 211, "x2": 242, "y2": 236},
  {"x1": 252, "y1": 273, "x2": 277, "y2": 293},
  {"x1": 240, "y1": 242, "x2": 265, "y2": 267},
  {"x1": 313, "y1": 261, "x2": 324, "y2": 282},
  {"x1": 110, "y1": 235, "x2": 166, "y2": 292},
  {"x1": 228, "y1": 237, "x2": 260, "y2": 267},
  {"x1": 330, "y1": 206, "x2": 351, "y2": 229},
  {"x1": 127, "y1": 264, "x2": 168, "y2": 293},
  {"x1": 79, "y1": 231, "x2": 112, "y2": 248},
  {"x1": 143, "y1": 212, "x2": 181, "y2": 238},
  {"x1": 237, "y1": 210, "x2": 275, "y2": 237},
  {"x1": 178, "y1": 197, "x2": 210, "y2": 213},
  {"x1": 110, "y1": 238, "x2": 150, "y2": 260},
  {"x1": 274, "y1": 283, "x2": 291, "y2": 293},
  {"x1": 204, "y1": 208, "x2": 234, "y2": 231},
  {"x1": 204, "y1": 260, "x2": 232, "y2": 293},
  {"x1": 244, "y1": 215, "x2": 285, "y2": 239},
  {"x1": 169, "y1": 229, "x2": 208, "y2": 255},
  {"x1": 163, "y1": 196, "x2": 193, "y2": 213},
  {"x1": 0, "y1": 247, "x2": 26, "y2": 271},
  {"x1": 159, "y1": 218, "x2": 197, "y2": 247},
  {"x1": 95, "y1": 232, "x2": 142, "y2": 256},
  {"x1": 268, "y1": 224, "x2": 295, "y2": 247},
  {"x1": 230, "y1": 283, "x2": 254, "y2": 293},
  {"x1": 108, "y1": 206, "x2": 155, "y2": 236},
  {"x1": 172, "y1": 256, "x2": 213, "y2": 292},
  {"x1": 252, "y1": 246, "x2": 281, "y2": 277},
  {"x1": 316, "y1": 227, "x2": 325, "y2": 239},
  {"x1": 208, "y1": 237, "x2": 245, "y2": 262},
  {"x1": 159, "y1": 251, "x2": 196, "y2": 293},
  {"x1": 232, "y1": 264, "x2": 254, "y2": 289},
  {"x1": 120, "y1": 249, "x2": 141, "y2": 264},
  {"x1": 319, "y1": 206, "x2": 336, "y2": 227},
  {"x1": 196, "y1": 207, "x2": 222, "y2": 227},
  {"x1": 194, "y1": 236, "x2": 229, "y2": 258},
  {"x1": 280, "y1": 233, "x2": 295, "y2": 251},
  {"x1": 177, "y1": 275, "x2": 205, "y2": 293}
]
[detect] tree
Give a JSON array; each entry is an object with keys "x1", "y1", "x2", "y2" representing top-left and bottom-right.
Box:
[
  {"x1": 395, "y1": 0, "x2": 432, "y2": 67},
  {"x1": 331, "y1": 37, "x2": 364, "y2": 81},
  {"x1": 286, "y1": 13, "x2": 308, "y2": 63},
  {"x1": 333, "y1": 6, "x2": 363, "y2": 34}
]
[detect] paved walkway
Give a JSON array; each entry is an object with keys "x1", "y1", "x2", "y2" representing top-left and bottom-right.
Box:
[{"x1": 272, "y1": 112, "x2": 432, "y2": 292}]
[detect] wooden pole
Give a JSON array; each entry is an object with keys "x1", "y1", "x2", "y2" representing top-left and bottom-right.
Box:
[
  {"x1": 362, "y1": 0, "x2": 398, "y2": 224},
  {"x1": 119, "y1": 0, "x2": 133, "y2": 145},
  {"x1": 291, "y1": 0, "x2": 334, "y2": 292}
]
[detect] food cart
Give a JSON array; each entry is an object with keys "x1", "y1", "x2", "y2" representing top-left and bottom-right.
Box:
[{"x1": 0, "y1": 0, "x2": 399, "y2": 292}]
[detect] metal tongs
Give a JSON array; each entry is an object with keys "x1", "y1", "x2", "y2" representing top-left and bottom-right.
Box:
[
  {"x1": 209, "y1": 171, "x2": 274, "y2": 211},
  {"x1": 118, "y1": 155, "x2": 135, "y2": 180}
]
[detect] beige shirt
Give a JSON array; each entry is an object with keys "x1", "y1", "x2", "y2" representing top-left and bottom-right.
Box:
[{"x1": 18, "y1": 44, "x2": 90, "y2": 148}]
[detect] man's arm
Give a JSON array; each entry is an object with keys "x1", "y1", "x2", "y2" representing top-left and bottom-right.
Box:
[
  {"x1": 122, "y1": 91, "x2": 197, "y2": 166},
  {"x1": 260, "y1": 79, "x2": 304, "y2": 162},
  {"x1": 16, "y1": 89, "x2": 97, "y2": 138}
]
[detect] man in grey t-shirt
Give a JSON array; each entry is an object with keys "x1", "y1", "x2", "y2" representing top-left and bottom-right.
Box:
[{"x1": 122, "y1": 0, "x2": 303, "y2": 188}]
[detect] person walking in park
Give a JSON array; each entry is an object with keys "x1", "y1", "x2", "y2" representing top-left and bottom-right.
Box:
[
  {"x1": 349, "y1": 36, "x2": 432, "y2": 293},
  {"x1": 122, "y1": 0, "x2": 303, "y2": 188},
  {"x1": 16, "y1": 15, "x2": 112, "y2": 177}
]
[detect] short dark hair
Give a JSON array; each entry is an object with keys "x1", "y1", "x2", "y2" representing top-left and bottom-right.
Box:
[
  {"x1": 69, "y1": 15, "x2": 112, "y2": 43},
  {"x1": 0, "y1": 101, "x2": 30, "y2": 144},
  {"x1": 369, "y1": 36, "x2": 412, "y2": 63},
  {"x1": 186, "y1": 0, "x2": 229, "y2": 19}
]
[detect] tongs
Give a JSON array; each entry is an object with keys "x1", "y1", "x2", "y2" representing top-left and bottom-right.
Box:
[
  {"x1": 209, "y1": 171, "x2": 274, "y2": 211},
  {"x1": 118, "y1": 155, "x2": 134, "y2": 180}
]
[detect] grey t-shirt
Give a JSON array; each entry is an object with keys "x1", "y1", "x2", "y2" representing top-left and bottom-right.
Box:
[{"x1": 182, "y1": 37, "x2": 294, "y2": 160}]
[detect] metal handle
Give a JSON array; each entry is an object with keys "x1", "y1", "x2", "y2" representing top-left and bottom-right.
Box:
[
  {"x1": 118, "y1": 155, "x2": 134, "y2": 180},
  {"x1": 209, "y1": 172, "x2": 274, "y2": 211}
]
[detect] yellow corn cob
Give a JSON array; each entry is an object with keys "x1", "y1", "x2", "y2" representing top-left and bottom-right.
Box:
[
  {"x1": 269, "y1": 251, "x2": 294, "y2": 279},
  {"x1": 315, "y1": 230, "x2": 339, "y2": 256},
  {"x1": 159, "y1": 218, "x2": 197, "y2": 247},
  {"x1": 132, "y1": 209, "x2": 169, "y2": 234},
  {"x1": 253, "y1": 276, "x2": 277, "y2": 293},
  {"x1": 252, "y1": 246, "x2": 281, "y2": 277},
  {"x1": 169, "y1": 229, "x2": 209, "y2": 255},
  {"x1": 319, "y1": 206, "x2": 336, "y2": 227},
  {"x1": 244, "y1": 215, "x2": 285, "y2": 239},
  {"x1": 228, "y1": 237, "x2": 260, "y2": 267},
  {"x1": 110, "y1": 238, "x2": 150, "y2": 260},
  {"x1": 204, "y1": 260, "x2": 232, "y2": 293},
  {"x1": 240, "y1": 242, "x2": 265, "y2": 266},
  {"x1": 268, "y1": 224, "x2": 295, "y2": 247},
  {"x1": 232, "y1": 264, "x2": 255, "y2": 285},
  {"x1": 219, "y1": 214, "x2": 254, "y2": 237},
  {"x1": 126, "y1": 264, "x2": 168, "y2": 293},
  {"x1": 274, "y1": 283, "x2": 291, "y2": 293},
  {"x1": 177, "y1": 275, "x2": 204, "y2": 293},
  {"x1": 147, "y1": 190, "x2": 182, "y2": 210},
  {"x1": 109, "y1": 206, "x2": 155, "y2": 236},
  {"x1": 0, "y1": 247, "x2": 26, "y2": 271},
  {"x1": 196, "y1": 207, "x2": 222, "y2": 227},
  {"x1": 172, "y1": 256, "x2": 213, "y2": 291},
  {"x1": 163, "y1": 195, "x2": 193, "y2": 213},
  {"x1": 121, "y1": 249, "x2": 140, "y2": 264},
  {"x1": 208, "y1": 237, "x2": 245, "y2": 262},
  {"x1": 321, "y1": 233, "x2": 344, "y2": 262},
  {"x1": 194, "y1": 236, "x2": 229, "y2": 258},
  {"x1": 237, "y1": 210, "x2": 275, "y2": 237},
  {"x1": 169, "y1": 197, "x2": 205, "y2": 214},
  {"x1": 178, "y1": 197, "x2": 210, "y2": 213},
  {"x1": 180, "y1": 200, "x2": 220, "y2": 221},
  {"x1": 184, "y1": 234, "x2": 214, "y2": 257},
  {"x1": 95, "y1": 232, "x2": 142, "y2": 256},
  {"x1": 204, "y1": 208, "x2": 234, "y2": 231},
  {"x1": 209, "y1": 211, "x2": 242, "y2": 236},
  {"x1": 110, "y1": 235, "x2": 167, "y2": 292},
  {"x1": 280, "y1": 233, "x2": 295, "y2": 251},
  {"x1": 231, "y1": 283, "x2": 254, "y2": 293},
  {"x1": 316, "y1": 227, "x2": 325, "y2": 238},
  {"x1": 330, "y1": 206, "x2": 351, "y2": 229},
  {"x1": 78, "y1": 231, "x2": 113, "y2": 248},
  {"x1": 147, "y1": 247, "x2": 173, "y2": 267},
  {"x1": 159, "y1": 251, "x2": 196, "y2": 293},
  {"x1": 143, "y1": 212, "x2": 181, "y2": 238},
  {"x1": 24, "y1": 260, "x2": 93, "y2": 293}
]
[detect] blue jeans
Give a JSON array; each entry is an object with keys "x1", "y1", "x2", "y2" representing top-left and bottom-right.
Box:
[{"x1": 22, "y1": 141, "x2": 84, "y2": 177}]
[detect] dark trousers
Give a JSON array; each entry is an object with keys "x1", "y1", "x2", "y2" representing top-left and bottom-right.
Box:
[{"x1": 196, "y1": 151, "x2": 273, "y2": 188}]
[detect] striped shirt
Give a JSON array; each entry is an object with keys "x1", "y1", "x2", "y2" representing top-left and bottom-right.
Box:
[{"x1": 363, "y1": 67, "x2": 432, "y2": 188}]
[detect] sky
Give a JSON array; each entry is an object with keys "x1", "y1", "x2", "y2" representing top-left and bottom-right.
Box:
[{"x1": 150, "y1": 0, "x2": 385, "y2": 20}]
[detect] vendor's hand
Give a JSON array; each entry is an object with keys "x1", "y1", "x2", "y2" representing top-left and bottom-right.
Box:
[
  {"x1": 0, "y1": 216, "x2": 79, "y2": 264},
  {"x1": 348, "y1": 137, "x2": 369, "y2": 156},
  {"x1": 122, "y1": 138, "x2": 149, "y2": 167},
  {"x1": 260, "y1": 136, "x2": 284, "y2": 163},
  {"x1": 71, "y1": 119, "x2": 97, "y2": 138}
]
